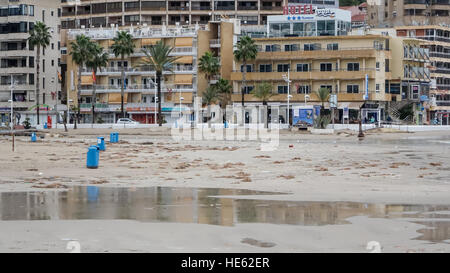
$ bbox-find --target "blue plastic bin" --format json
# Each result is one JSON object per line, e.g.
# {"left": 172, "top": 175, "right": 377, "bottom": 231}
{"left": 87, "top": 145, "right": 100, "bottom": 169}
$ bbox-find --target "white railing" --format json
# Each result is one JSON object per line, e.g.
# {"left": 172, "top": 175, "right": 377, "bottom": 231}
{"left": 68, "top": 25, "right": 208, "bottom": 40}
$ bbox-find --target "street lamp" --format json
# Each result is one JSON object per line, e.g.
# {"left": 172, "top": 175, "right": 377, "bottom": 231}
{"left": 67, "top": 99, "right": 73, "bottom": 125}
{"left": 282, "top": 68, "right": 291, "bottom": 127}
{"left": 305, "top": 94, "right": 310, "bottom": 106}
{"left": 180, "top": 96, "right": 184, "bottom": 118}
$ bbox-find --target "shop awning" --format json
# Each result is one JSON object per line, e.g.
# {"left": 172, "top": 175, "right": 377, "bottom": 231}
{"left": 81, "top": 75, "right": 93, "bottom": 85}
{"left": 141, "top": 38, "right": 161, "bottom": 46}
{"left": 175, "top": 56, "right": 193, "bottom": 64}
{"left": 175, "top": 37, "right": 193, "bottom": 47}
{"left": 174, "top": 74, "right": 193, "bottom": 84}
{"left": 108, "top": 93, "right": 128, "bottom": 104}
{"left": 339, "top": 102, "right": 364, "bottom": 109}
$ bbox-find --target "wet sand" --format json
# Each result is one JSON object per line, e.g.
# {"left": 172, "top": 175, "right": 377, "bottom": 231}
{"left": 1, "top": 128, "right": 450, "bottom": 252}
{"left": 1, "top": 128, "right": 449, "bottom": 204}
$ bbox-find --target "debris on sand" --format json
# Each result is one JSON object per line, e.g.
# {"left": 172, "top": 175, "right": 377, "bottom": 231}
{"left": 32, "top": 183, "right": 67, "bottom": 189}
{"left": 314, "top": 167, "right": 328, "bottom": 172}
{"left": 389, "top": 162, "right": 410, "bottom": 168}
{"left": 90, "top": 179, "right": 108, "bottom": 184}
{"left": 223, "top": 162, "right": 245, "bottom": 168}
{"left": 429, "top": 162, "right": 442, "bottom": 167}
{"left": 254, "top": 155, "right": 271, "bottom": 159}
{"left": 26, "top": 168, "right": 39, "bottom": 172}
{"left": 273, "top": 161, "right": 285, "bottom": 164}
{"left": 175, "top": 163, "right": 191, "bottom": 170}
{"left": 278, "top": 175, "right": 295, "bottom": 180}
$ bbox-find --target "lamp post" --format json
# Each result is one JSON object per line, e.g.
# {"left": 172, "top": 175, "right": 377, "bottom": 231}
{"left": 305, "top": 94, "right": 310, "bottom": 107}
{"left": 154, "top": 76, "right": 157, "bottom": 125}
{"left": 67, "top": 99, "right": 73, "bottom": 126}
{"left": 10, "top": 75, "right": 17, "bottom": 152}
{"left": 282, "top": 68, "right": 291, "bottom": 127}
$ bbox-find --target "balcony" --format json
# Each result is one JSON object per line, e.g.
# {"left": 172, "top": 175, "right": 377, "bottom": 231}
{"left": 230, "top": 69, "right": 377, "bottom": 81}
{"left": 81, "top": 65, "right": 195, "bottom": 76}
{"left": 230, "top": 91, "right": 391, "bottom": 103}
{"left": 80, "top": 84, "right": 194, "bottom": 94}
{"left": 256, "top": 47, "right": 382, "bottom": 60}
{"left": 429, "top": 51, "right": 450, "bottom": 59}
{"left": 210, "top": 39, "right": 220, "bottom": 48}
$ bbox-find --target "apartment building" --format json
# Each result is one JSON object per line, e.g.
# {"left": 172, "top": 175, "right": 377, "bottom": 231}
{"left": 0, "top": 0, "right": 62, "bottom": 126}
{"left": 60, "top": 0, "right": 288, "bottom": 29}
{"left": 65, "top": 20, "right": 238, "bottom": 124}
{"left": 230, "top": 35, "right": 394, "bottom": 124}
{"left": 229, "top": 29, "right": 432, "bottom": 124}
{"left": 367, "top": 0, "right": 450, "bottom": 27}
{"left": 396, "top": 25, "right": 450, "bottom": 124}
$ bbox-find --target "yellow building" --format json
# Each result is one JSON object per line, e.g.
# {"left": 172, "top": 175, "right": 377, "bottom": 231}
{"left": 229, "top": 31, "right": 433, "bottom": 124}
{"left": 230, "top": 35, "right": 393, "bottom": 123}
{"left": 65, "top": 21, "right": 237, "bottom": 124}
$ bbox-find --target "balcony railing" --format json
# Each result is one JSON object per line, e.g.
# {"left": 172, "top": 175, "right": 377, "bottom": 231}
{"left": 430, "top": 52, "right": 450, "bottom": 59}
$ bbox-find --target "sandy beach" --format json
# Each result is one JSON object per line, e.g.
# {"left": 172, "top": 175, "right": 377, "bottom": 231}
{"left": 0, "top": 128, "right": 449, "bottom": 252}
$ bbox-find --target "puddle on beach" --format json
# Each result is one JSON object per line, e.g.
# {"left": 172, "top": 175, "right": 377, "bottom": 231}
{"left": 0, "top": 186, "right": 448, "bottom": 244}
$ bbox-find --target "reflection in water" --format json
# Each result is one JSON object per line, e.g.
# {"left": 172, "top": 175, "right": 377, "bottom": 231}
{"left": 0, "top": 187, "right": 448, "bottom": 243}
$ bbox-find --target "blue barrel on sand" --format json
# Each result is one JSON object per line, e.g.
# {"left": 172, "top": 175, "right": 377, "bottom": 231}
{"left": 31, "top": 132, "right": 37, "bottom": 142}
{"left": 110, "top": 132, "right": 119, "bottom": 143}
{"left": 87, "top": 145, "right": 100, "bottom": 169}
{"left": 97, "top": 137, "right": 106, "bottom": 151}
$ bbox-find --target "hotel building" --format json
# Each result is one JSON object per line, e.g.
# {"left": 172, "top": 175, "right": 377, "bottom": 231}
{"left": 396, "top": 25, "right": 450, "bottom": 124}
{"left": 65, "top": 20, "right": 238, "bottom": 124}
{"left": 0, "top": 0, "right": 62, "bottom": 126}
{"left": 60, "top": 0, "right": 287, "bottom": 29}
{"left": 367, "top": 0, "right": 450, "bottom": 27}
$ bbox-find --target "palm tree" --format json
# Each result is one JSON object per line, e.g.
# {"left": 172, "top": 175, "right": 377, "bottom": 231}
{"left": 233, "top": 36, "right": 258, "bottom": 108}
{"left": 214, "top": 78, "right": 233, "bottom": 124}
{"left": 315, "top": 87, "right": 330, "bottom": 116}
{"left": 202, "top": 86, "right": 219, "bottom": 128}
{"left": 215, "top": 78, "right": 233, "bottom": 109}
{"left": 251, "top": 82, "right": 275, "bottom": 128}
{"left": 69, "top": 34, "right": 94, "bottom": 129}
{"left": 140, "top": 41, "right": 179, "bottom": 126}
{"left": 198, "top": 51, "right": 220, "bottom": 84}
{"left": 28, "top": 22, "right": 51, "bottom": 126}
{"left": 111, "top": 31, "right": 135, "bottom": 119}
{"left": 315, "top": 87, "right": 331, "bottom": 129}
{"left": 86, "top": 44, "right": 109, "bottom": 125}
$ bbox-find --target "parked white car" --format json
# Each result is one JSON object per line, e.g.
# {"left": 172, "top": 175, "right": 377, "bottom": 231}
{"left": 116, "top": 118, "right": 140, "bottom": 125}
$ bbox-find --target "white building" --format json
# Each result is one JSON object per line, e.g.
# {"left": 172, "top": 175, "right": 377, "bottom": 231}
{"left": 0, "top": 0, "right": 62, "bottom": 127}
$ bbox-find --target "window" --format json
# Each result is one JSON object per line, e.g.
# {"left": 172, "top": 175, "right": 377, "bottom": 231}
{"left": 376, "top": 84, "right": 380, "bottom": 93}
{"left": 296, "top": 63, "right": 309, "bottom": 72}
{"left": 265, "top": 44, "right": 280, "bottom": 52}
{"left": 320, "top": 85, "right": 332, "bottom": 92}
{"left": 240, "top": 64, "right": 252, "bottom": 72}
{"left": 304, "top": 43, "right": 321, "bottom": 51}
{"left": 385, "top": 59, "right": 389, "bottom": 72}
{"left": 376, "top": 62, "right": 380, "bottom": 71}
{"left": 285, "top": 44, "right": 299, "bottom": 51}
{"left": 320, "top": 63, "right": 332, "bottom": 72}
{"left": 259, "top": 64, "right": 272, "bottom": 72}
{"left": 347, "top": 85, "right": 359, "bottom": 94}
{"left": 327, "top": 43, "right": 338, "bottom": 50}
{"left": 243, "top": 86, "right": 254, "bottom": 94}
{"left": 347, "top": 63, "right": 360, "bottom": 71}
{"left": 278, "top": 85, "right": 288, "bottom": 94}
{"left": 297, "top": 85, "right": 310, "bottom": 94}
{"left": 277, "top": 64, "right": 289, "bottom": 72}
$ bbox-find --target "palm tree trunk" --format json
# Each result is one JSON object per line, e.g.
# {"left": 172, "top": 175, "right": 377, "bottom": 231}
{"left": 92, "top": 74, "right": 96, "bottom": 125}
{"left": 157, "top": 72, "right": 162, "bottom": 126}
{"left": 241, "top": 60, "right": 246, "bottom": 125}
{"left": 75, "top": 65, "right": 82, "bottom": 129}
{"left": 120, "top": 56, "right": 125, "bottom": 119}
{"left": 35, "top": 46, "right": 40, "bottom": 125}
{"left": 207, "top": 104, "right": 211, "bottom": 129}
{"left": 63, "top": 110, "right": 68, "bottom": 132}
{"left": 263, "top": 101, "right": 268, "bottom": 129}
